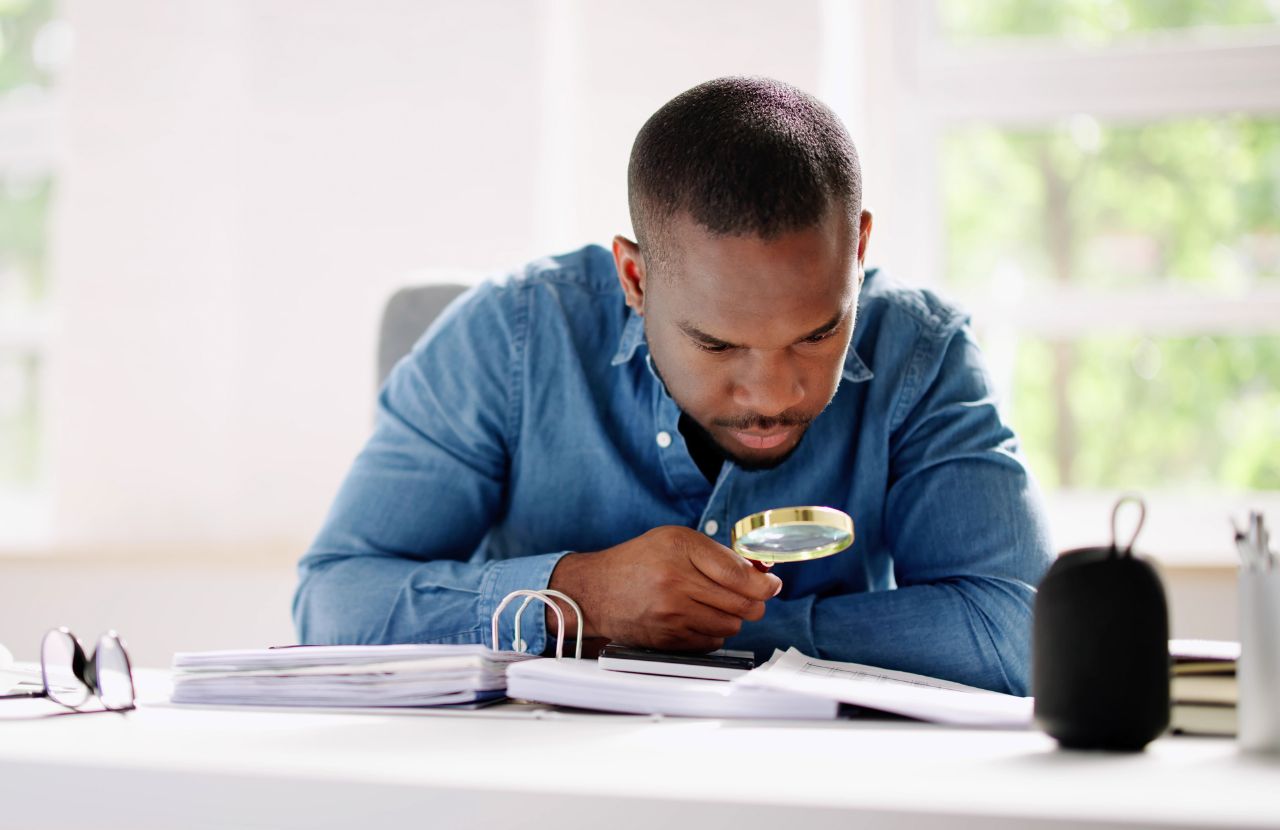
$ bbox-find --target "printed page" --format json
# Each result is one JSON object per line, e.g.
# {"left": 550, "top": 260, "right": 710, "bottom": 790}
{"left": 734, "top": 648, "right": 1034, "bottom": 728}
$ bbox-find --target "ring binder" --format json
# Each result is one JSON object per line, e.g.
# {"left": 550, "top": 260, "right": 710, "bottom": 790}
{"left": 491, "top": 589, "right": 584, "bottom": 659}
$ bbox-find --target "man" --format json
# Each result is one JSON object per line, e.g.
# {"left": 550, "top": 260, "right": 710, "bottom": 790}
{"left": 293, "top": 76, "right": 1052, "bottom": 695}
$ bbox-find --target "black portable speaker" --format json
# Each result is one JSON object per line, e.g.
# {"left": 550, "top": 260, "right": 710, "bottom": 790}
{"left": 1033, "top": 496, "right": 1170, "bottom": 751}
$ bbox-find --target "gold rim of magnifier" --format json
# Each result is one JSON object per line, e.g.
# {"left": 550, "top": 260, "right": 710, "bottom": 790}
{"left": 730, "top": 506, "right": 855, "bottom": 564}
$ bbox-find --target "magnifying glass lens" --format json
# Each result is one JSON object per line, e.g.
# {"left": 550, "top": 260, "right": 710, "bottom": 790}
{"left": 737, "top": 524, "right": 850, "bottom": 556}
{"left": 731, "top": 506, "right": 854, "bottom": 565}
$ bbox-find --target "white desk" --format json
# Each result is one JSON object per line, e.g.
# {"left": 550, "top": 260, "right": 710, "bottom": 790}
{"left": 0, "top": 669, "right": 1277, "bottom": 830}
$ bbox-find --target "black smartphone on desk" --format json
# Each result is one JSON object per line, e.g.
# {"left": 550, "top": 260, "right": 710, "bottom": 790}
{"left": 598, "top": 644, "right": 757, "bottom": 681}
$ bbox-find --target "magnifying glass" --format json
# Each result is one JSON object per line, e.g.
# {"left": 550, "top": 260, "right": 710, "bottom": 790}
{"left": 731, "top": 506, "right": 854, "bottom": 567}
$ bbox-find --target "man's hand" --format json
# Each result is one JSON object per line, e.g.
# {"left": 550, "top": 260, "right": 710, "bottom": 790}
{"left": 545, "top": 525, "right": 783, "bottom": 652}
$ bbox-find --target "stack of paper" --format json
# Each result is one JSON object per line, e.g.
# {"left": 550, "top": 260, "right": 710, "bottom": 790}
{"left": 506, "top": 656, "right": 839, "bottom": 719}
{"left": 171, "top": 644, "right": 536, "bottom": 708}
{"left": 0, "top": 643, "right": 38, "bottom": 695}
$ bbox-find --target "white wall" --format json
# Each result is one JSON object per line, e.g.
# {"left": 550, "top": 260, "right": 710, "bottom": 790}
{"left": 49, "top": 0, "right": 543, "bottom": 551}
{"left": 42, "top": 0, "right": 847, "bottom": 555}
{"left": 1, "top": 558, "right": 298, "bottom": 666}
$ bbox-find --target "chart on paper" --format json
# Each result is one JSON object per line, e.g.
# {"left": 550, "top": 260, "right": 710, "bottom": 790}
{"left": 795, "top": 656, "right": 982, "bottom": 692}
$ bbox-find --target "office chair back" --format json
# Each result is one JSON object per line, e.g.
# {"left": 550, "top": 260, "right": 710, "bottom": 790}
{"left": 377, "top": 283, "right": 469, "bottom": 389}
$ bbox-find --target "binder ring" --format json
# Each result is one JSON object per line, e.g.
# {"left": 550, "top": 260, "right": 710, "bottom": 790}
{"left": 515, "top": 590, "right": 584, "bottom": 660}
{"left": 490, "top": 589, "right": 583, "bottom": 660}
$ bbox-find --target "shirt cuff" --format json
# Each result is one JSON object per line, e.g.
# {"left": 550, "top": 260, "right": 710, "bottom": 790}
{"left": 479, "top": 551, "right": 573, "bottom": 652}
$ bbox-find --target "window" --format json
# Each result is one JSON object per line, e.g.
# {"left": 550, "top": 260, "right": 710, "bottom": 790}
{"left": 0, "top": 0, "right": 67, "bottom": 544}
{"left": 944, "top": 117, "right": 1280, "bottom": 493}
{"left": 883, "top": 0, "right": 1280, "bottom": 559}
{"left": 938, "top": 0, "right": 1280, "bottom": 44}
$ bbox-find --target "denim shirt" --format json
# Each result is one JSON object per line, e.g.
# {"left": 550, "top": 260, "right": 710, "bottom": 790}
{"left": 293, "top": 244, "right": 1053, "bottom": 695}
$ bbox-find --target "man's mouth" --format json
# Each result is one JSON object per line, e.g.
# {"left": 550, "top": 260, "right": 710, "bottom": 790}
{"left": 727, "top": 427, "right": 796, "bottom": 450}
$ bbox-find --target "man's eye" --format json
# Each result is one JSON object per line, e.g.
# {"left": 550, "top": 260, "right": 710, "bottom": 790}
{"left": 696, "top": 341, "right": 732, "bottom": 354}
{"left": 802, "top": 330, "right": 834, "bottom": 345}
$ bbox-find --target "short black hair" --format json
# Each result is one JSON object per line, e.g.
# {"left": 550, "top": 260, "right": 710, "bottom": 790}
{"left": 627, "top": 76, "right": 861, "bottom": 263}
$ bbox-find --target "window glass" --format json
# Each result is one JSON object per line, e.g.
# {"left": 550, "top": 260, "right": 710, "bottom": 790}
{"left": 0, "top": 171, "right": 52, "bottom": 313}
{"left": 937, "top": 0, "right": 1280, "bottom": 44}
{"left": 0, "top": 0, "right": 60, "bottom": 504}
{"left": 943, "top": 117, "right": 1280, "bottom": 292}
{"left": 1, "top": 0, "right": 58, "bottom": 92}
{"left": 1006, "top": 335, "right": 1280, "bottom": 491}
{"left": 0, "top": 351, "right": 40, "bottom": 487}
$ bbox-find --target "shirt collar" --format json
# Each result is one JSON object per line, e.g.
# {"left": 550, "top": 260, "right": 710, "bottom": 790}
{"left": 841, "top": 347, "right": 873, "bottom": 383}
{"left": 610, "top": 306, "right": 647, "bottom": 367}
{"left": 610, "top": 306, "right": 874, "bottom": 384}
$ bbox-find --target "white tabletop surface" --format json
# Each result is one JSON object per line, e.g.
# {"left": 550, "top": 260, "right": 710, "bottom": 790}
{"left": 0, "top": 668, "right": 1277, "bottom": 830}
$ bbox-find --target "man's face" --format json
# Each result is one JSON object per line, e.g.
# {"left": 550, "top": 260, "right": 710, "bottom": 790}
{"left": 615, "top": 207, "right": 871, "bottom": 470}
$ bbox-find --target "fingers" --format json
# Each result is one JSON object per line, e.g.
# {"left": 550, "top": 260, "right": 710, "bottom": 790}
{"left": 637, "top": 632, "right": 725, "bottom": 653}
{"left": 685, "top": 636, "right": 726, "bottom": 652}
{"left": 688, "top": 541, "right": 782, "bottom": 601}
{"left": 600, "top": 526, "right": 782, "bottom": 652}
{"left": 644, "top": 601, "right": 734, "bottom": 650}
{"left": 684, "top": 599, "right": 749, "bottom": 638}
{"left": 687, "top": 580, "right": 768, "bottom": 622}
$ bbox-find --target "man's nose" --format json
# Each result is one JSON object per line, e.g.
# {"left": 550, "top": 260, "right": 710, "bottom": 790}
{"left": 732, "top": 351, "right": 804, "bottom": 418}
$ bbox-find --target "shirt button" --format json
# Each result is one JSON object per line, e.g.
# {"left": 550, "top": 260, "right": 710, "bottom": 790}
{"left": 515, "top": 639, "right": 527, "bottom": 653}
{"left": 656, "top": 431, "right": 672, "bottom": 449}
{"left": 704, "top": 520, "right": 719, "bottom": 536}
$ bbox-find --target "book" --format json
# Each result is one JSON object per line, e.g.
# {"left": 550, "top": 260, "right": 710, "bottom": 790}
{"left": 506, "top": 655, "right": 839, "bottom": 719}
{"left": 171, "top": 644, "right": 536, "bottom": 708}
{"left": 1171, "top": 702, "right": 1237, "bottom": 737}
{"left": 1170, "top": 639, "right": 1240, "bottom": 674}
{"left": 1169, "top": 641, "right": 1238, "bottom": 705}
{"left": 1171, "top": 673, "right": 1237, "bottom": 706}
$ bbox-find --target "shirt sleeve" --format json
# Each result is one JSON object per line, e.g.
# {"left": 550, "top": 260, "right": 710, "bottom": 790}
{"left": 291, "top": 281, "right": 569, "bottom": 653}
{"left": 728, "top": 323, "right": 1054, "bottom": 695}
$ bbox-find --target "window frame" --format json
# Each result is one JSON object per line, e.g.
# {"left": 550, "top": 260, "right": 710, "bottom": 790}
{"left": 866, "top": 0, "right": 1280, "bottom": 563}
{"left": 0, "top": 80, "right": 61, "bottom": 546}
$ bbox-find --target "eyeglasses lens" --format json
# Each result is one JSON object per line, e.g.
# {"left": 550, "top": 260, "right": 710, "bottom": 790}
{"left": 94, "top": 634, "right": 135, "bottom": 711}
{"left": 41, "top": 629, "right": 90, "bottom": 708}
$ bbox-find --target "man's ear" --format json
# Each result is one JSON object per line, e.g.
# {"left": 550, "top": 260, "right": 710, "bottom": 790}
{"left": 612, "top": 235, "right": 647, "bottom": 316}
{"left": 856, "top": 209, "right": 874, "bottom": 273}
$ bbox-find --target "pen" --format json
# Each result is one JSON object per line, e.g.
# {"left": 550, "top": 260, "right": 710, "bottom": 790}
{"left": 1255, "top": 512, "right": 1274, "bottom": 571}
{"left": 1234, "top": 529, "right": 1252, "bottom": 570}
{"left": 1251, "top": 512, "right": 1264, "bottom": 561}
{"left": 1235, "top": 513, "right": 1272, "bottom": 571}
{"left": 1252, "top": 512, "right": 1275, "bottom": 570}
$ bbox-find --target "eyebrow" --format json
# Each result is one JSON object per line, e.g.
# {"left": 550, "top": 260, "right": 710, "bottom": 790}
{"left": 678, "top": 307, "right": 849, "bottom": 349}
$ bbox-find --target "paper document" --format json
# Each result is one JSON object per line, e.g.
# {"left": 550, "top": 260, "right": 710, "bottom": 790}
{"left": 0, "top": 644, "right": 45, "bottom": 695}
{"left": 172, "top": 643, "right": 531, "bottom": 671}
{"left": 171, "top": 644, "right": 536, "bottom": 708}
{"left": 733, "top": 648, "right": 1034, "bottom": 728}
{"left": 506, "top": 656, "right": 838, "bottom": 719}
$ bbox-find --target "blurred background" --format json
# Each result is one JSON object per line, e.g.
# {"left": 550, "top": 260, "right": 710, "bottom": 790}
{"left": 1, "top": 0, "right": 1277, "bottom": 666}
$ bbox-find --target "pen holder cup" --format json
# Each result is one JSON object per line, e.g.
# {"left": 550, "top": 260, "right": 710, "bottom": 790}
{"left": 1239, "top": 568, "right": 1280, "bottom": 754}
